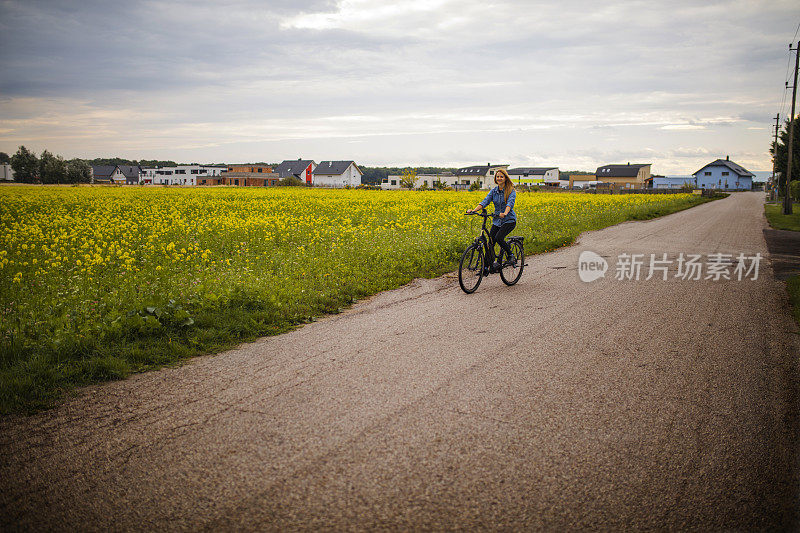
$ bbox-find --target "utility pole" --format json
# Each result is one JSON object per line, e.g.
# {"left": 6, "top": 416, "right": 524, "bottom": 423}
{"left": 784, "top": 41, "right": 799, "bottom": 215}
{"left": 772, "top": 113, "right": 780, "bottom": 201}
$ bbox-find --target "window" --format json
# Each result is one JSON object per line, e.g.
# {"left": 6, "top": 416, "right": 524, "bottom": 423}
{"left": 704, "top": 171, "right": 711, "bottom": 176}
{"left": 391, "top": 180, "right": 396, "bottom": 186}
{"left": 258, "top": 168, "right": 263, "bottom": 173}
{"left": 175, "top": 169, "right": 186, "bottom": 174}
{"left": 191, "top": 169, "right": 200, "bottom": 174}
{"left": 721, "top": 171, "right": 729, "bottom": 176}
{"left": 234, "top": 179, "right": 239, "bottom": 185}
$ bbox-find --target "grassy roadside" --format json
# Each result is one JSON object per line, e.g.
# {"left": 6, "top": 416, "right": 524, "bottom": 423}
{"left": 765, "top": 203, "right": 800, "bottom": 231}
{"left": 1, "top": 189, "right": 721, "bottom": 415}
{"left": 764, "top": 202, "right": 800, "bottom": 329}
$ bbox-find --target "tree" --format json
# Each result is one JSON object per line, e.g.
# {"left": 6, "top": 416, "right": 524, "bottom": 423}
{"left": 277, "top": 176, "right": 304, "bottom": 186}
{"left": 0, "top": 152, "right": 10, "bottom": 164}
{"left": 10, "top": 145, "right": 39, "bottom": 183}
{"left": 400, "top": 168, "right": 416, "bottom": 189}
{"left": 39, "top": 150, "right": 68, "bottom": 184}
{"left": 66, "top": 159, "right": 92, "bottom": 183}
{"left": 771, "top": 116, "right": 800, "bottom": 197}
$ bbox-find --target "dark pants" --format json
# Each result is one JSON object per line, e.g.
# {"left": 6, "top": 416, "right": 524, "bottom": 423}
{"left": 488, "top": 221, "right": 516, "bottom": 266}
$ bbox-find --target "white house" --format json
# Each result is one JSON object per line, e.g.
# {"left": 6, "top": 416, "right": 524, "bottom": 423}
{"left": 381, "top": 175, "right": 402, "bottom": 189}
{"left": 454, "top": 164, "right": 510, "bottom": 190}
{"left": 508, "top": 167, "right": 560, "bottom": 185}
{"left": 312, "top": 161, "right": 362, "bottom": 187}
{"left": 653, "top": 176, "right": 696, "bottom": 189}
{"left": 0, "top": 164, "right": 14, "bottom": 181}
{"left": 142, "top": 165, "right": 227, "bottom": 186}
{"left": 382, "top": 173, "right": 457, "bottom": 190}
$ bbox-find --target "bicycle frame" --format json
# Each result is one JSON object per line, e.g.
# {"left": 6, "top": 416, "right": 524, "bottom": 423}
{"left": 467, "top": 209, "right": 498, "bottom": 260}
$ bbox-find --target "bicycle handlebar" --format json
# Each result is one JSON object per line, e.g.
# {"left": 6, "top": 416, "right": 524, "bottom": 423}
{"left": 465, "top": 210, "right": 500, "bottom": 219}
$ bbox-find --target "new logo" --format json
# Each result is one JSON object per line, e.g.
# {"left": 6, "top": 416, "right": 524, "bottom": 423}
{"left": 578, "top": 251, "right": 608, "bottom": 282}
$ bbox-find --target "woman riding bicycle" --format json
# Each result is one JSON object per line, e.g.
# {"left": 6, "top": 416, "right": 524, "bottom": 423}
{"left": 466, "top": 168, "right": 517, "bottom": 274}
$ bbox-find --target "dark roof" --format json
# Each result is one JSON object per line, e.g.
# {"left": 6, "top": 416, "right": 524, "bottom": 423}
{"left": 91, "top": 165, "right": 116, "bottom": 178}
{"left": 274, "top": 159, "right": 315, "bottom": 178}
{"left": 313, "top": 161, "right": 361, "bottom": 175}
{"left": 595, "top": 163, "right": 651, "bottom": 178}
{"left": 455, "top": 164, "right": 509, "bottom": 176}
{"left": 692, "top": 158, "right": 754, "bottom": 178}
{"left": 91, "top": 165, "right": 140, "bottom": 179}
{"left": 118, "top": 166, "right": 141, "bottom": 179}
{"left": 508, "top": 167, "right": 558, "bottom": 175}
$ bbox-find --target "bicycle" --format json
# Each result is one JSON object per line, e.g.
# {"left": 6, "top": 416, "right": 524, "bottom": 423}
{"left": 458, "top": 209, "right": 525, "bottom": 294}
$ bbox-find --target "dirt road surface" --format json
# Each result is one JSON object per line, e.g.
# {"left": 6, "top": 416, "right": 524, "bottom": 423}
{"left": 2, "top": 191, "right": 799, "bottom": 531}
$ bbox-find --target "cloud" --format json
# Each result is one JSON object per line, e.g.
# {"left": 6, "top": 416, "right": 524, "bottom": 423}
{"left": 0, "top": 0, "right": 796, "bottom": 172}
{"left": 661, "top": 125, "right": 707, "bottom": 131}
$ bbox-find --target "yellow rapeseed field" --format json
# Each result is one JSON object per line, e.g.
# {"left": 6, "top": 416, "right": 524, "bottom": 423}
{"left": 0, "top": 185, "right": 709, "bottom": 412}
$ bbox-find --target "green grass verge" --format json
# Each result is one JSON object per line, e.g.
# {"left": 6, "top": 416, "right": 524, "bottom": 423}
{"left": 0, "top": 188, "right": 720, "bottom": 414}
{"left": 765, "top": 203, "right": 800, "bottom": 231}
{"left": 764, "top": 203, "right": 800, "bottom": 329}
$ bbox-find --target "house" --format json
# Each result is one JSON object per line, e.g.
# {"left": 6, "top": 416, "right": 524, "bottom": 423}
{"left": 91, "top": 165, "right": 142, "bottom": 185}
{"left": 692, "top": 157, "right": 753, "bottom": 190}
{"left": 312, "top": 161, "right": 362, "bottom": 187}
{"left": 91, "top": 165, "right": 116, "bottom": 184}
{"left": 274, "top": 159, "right": 316, "bottom": 185}
{"left": 653, "top": 176, "right": 696, "bottom": 189}
{"left": 222, "top": 165, "right": 279, "bottom": 186}
{"left": 118, "top": 165, "right": 142, "bottom": 185}
{"left": 569, "top": 177, "right": 601, "bottom": 189}
{"left": 144, "top": 165, "right": 227, "bottom": 186}
{"left": 568, "top": 174, "right": 597, "bottom": 188}
{"left": 1, "top": 164, "right": 14, "bottom": 181}
{"left": 508, "top": 167, "right": 559, "bottom": 185}
{"left": 382, "top": 172, "right": 457, "bottom": 190}
{"left": 593, "top": 163, "right": 651, "bottom": 189}
{"left": 381, "top": 175, "right": 403, "bottom": 189}
{"left": 454, "top": 164, "right": 510, "bottom": 190}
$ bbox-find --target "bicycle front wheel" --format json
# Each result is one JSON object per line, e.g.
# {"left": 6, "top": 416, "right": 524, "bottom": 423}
{"left": 500, "top": 240, "right": 524, "bottom": 286}
{"left": 458, "top": 244, "right": 484, "bottom": 294}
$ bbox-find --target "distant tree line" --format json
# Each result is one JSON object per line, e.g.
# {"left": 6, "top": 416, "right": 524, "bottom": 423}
{"left": 7, "top": 146, "right": 92, "bottom": 184}
{"left": 89, "top": 157, "right": 180, "bottom": 168}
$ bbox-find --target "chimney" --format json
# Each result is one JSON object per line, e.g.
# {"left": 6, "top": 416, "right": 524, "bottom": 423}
{"left": 487, "top": 162, "right": 491, "bottom": 167}
{"left": 627, "top": 162, "right": 630, "bottom": 165}
{"left": 726, "top": 155, "right": 729, "bottom": 161}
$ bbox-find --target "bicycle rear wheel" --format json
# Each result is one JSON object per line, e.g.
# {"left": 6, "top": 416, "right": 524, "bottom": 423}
{"left": 458, "top": 244, "right": 484, "bottom": 294}
{"left": 500, "top": 240, "right": 524, "bottom": 286}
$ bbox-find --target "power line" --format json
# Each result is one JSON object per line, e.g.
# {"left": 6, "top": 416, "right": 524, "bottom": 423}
{"left": 780, "top": 53, "right": 791, "bottom": 120}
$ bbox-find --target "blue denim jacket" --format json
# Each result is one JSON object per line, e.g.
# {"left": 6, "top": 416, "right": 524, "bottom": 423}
{"left": 480, "top": 186, "right": 517, "bottom": 226}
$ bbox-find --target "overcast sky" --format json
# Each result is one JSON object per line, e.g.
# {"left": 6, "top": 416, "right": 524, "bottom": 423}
{"left": 1, "top": 0, "right": 798, "bottom": 173}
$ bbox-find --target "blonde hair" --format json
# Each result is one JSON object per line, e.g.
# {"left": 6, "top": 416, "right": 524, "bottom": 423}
{"left": 494, "top": 168, "right": 514, "bottom": 202}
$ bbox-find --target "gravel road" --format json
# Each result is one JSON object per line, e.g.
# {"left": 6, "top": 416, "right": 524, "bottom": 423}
{"left": 2, "top": 191, "right": 798, "bottom": 531}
